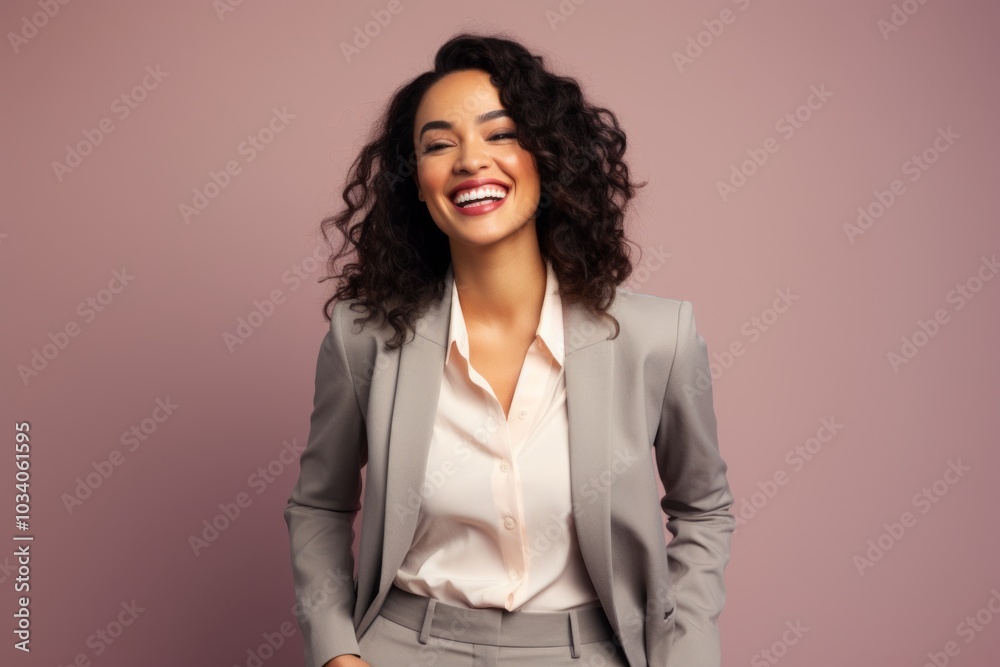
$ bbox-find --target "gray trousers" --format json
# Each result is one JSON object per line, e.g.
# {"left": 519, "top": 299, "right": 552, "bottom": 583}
{"left": 356, "top": 584, "right": 631, "bottom": 666}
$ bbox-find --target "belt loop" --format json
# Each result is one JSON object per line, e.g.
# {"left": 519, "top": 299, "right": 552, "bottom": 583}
{"left": 568, "top": 609, "right": 581, "bottom": 659}
{"left": 418, "top": 598, "right": 437, "bottom": 645}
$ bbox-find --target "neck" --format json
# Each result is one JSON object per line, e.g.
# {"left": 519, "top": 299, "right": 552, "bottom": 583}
{"left": 449, "top": 236, "right": 547, "bottom": 329}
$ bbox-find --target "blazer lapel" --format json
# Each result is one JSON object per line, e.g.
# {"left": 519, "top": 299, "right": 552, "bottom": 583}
{"left": 377, "top": 269, "right": 452, "bottom": 599}
{"left": 562, "top": 300, "right": 618, "bottom": 633}
{"left": 374, "top": 263, "right": 619, "bottom": 632}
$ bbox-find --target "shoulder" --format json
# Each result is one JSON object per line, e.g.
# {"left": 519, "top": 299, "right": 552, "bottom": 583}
{"left": 329, "top": 298, "right": 396, "bottom": 363}
{"left": 607, "top": 287, "right": 708, "bottom": 370}
{"left": 610, "top": 285, "right": 694, "bottom": 338}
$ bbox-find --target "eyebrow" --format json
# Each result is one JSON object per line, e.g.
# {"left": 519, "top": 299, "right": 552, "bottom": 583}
{"left": 418, "top": 109, "right": 512, "bottom": 141}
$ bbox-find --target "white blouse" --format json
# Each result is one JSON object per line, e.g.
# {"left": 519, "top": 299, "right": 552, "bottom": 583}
{"left": 392, "top": 259, "right": 601, "bottom": 611}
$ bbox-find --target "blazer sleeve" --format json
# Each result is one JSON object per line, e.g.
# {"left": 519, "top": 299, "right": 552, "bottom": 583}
{"left": 283, "top": 300, "right": 368, "bottom": 667}
{"left": 653, "top": 299, "right": 736, "bottom": 667}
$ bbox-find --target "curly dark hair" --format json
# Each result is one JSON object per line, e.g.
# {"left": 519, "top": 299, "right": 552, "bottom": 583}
{"left": 320, "top": 31, "right": 646, "bottom": 349}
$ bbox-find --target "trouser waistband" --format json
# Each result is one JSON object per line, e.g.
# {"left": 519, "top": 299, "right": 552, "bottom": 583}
{"left": 378, "top": 584, "right": 617, "bottom": 659}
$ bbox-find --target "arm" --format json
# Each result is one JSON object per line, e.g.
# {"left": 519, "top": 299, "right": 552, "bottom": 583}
{"left": 654, "top": 300, "right": 736, "bottom": 667}
{"left": 284, "top": 300, "right": 369, "bottom": 667}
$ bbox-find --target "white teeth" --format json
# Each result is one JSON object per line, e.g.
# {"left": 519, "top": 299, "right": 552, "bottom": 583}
{"left": 453, "top": 186, "right": 508, "bottom": 206}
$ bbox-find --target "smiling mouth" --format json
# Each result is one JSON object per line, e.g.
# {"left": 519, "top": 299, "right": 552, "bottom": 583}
{"left": 452, "top": 186, "right": 509, "bottom": 208}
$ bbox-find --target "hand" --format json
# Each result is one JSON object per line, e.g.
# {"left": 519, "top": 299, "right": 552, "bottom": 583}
{"left": 324, "top": 655, "right": 371, "bottom": 667}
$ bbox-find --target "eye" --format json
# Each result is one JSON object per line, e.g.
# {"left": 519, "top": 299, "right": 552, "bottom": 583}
{"left": 424, "top": 132, "right": 517, "bottom": 154}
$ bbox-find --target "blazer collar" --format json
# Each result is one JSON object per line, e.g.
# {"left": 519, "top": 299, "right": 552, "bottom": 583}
{"left": 373, "top": 261, "right": 623, "bottom": 638}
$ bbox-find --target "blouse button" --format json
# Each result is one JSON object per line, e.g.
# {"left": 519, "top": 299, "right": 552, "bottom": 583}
{"left": 503, "top": 516, "right": 515, "bottom": 530}
{"left": 499, "top": 460, "right": 510, "bottom": 473}
{"left": 517, "top": 409, "right": 528, "bottom": 420}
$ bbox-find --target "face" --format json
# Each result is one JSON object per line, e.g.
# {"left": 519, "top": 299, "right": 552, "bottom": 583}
{"left": 412, "top": 69, "right": 541, "bottom": 253}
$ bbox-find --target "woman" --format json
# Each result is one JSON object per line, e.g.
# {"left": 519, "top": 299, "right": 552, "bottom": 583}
{"left": 284, "top": 32, "right": 735, "bottom": 667}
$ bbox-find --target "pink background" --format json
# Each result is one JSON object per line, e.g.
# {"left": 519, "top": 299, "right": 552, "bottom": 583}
{"left": 3, "top": 0, "right": 999, "bottom": 665}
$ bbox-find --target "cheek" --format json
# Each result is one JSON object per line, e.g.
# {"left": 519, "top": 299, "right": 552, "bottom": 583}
{"left": 416, "top": 165, "right": 444, "bottom": 196}
{"left": 514, "top": 160, "right": 541, "bottom": 195}
{"left": 498, "top": 152, "right": 538, "bottom": 183}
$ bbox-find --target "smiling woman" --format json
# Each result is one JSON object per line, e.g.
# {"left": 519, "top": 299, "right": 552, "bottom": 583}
{"left": 284, "top": 31, "right": 736, "bottom": 667}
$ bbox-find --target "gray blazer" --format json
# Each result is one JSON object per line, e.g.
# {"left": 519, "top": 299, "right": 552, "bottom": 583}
{"left": 284, "top": 264, "right": 736, "bottom": 667}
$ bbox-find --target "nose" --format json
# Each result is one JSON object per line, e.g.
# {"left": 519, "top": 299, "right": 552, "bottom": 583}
{"left": 453, "top": 140, "right": 491, "bottom": 173}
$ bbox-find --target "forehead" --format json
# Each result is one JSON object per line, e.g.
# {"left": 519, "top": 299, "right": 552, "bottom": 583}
{"left": 414, "top": 69, "right": 504, "bottom": 128}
